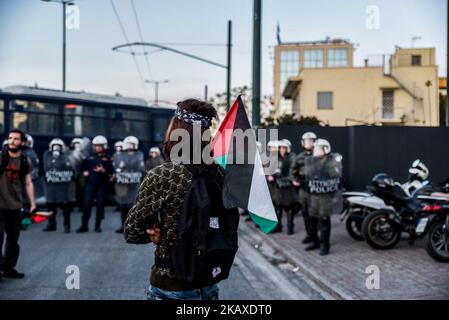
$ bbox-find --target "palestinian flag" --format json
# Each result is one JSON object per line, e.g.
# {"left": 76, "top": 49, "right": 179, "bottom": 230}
{"left": 211, "top": 96, "right": 278, "bottom": 233}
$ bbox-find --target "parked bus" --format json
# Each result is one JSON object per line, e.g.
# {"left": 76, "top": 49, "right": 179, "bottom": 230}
{"left": 0, "top": 85, "right": 174, "bottom": 156}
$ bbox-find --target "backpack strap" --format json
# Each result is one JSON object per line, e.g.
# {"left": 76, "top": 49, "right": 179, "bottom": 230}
{"left": 19, "top": 154, "right": 30, "bottom": 179}
{"left": 0, "top": 151, "right": 7, "bottom": 176}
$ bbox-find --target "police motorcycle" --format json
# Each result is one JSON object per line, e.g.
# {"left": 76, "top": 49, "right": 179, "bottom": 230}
{"left": 361, "top": 173, "right": 449, "bottom": 262}
{"left": 340, "top": 160, "right": 429, "bottom": 241}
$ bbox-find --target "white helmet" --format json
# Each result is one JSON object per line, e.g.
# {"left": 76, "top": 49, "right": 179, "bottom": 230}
{"left": 25, "top": 134, "right": 34, "bottom": 148}
{"left": 409, "top": 159, "right": 429, "bottom": 181}
{"left": 92, "top": 135, "right": 108, "bottom": 149}
{"left": 313, "top": 139, "right": 331, "bottom": 155}
{"left": 267, "top": 140, "right": 279, "bottom": 150}
{"left": 278, "top": 139, "right": 292, "bottom": 153}
{"left": 149, "top": 146, "right": 161, "bottom": 155}
{"left": 302, "top": 132, "right": 317, "bottom": 141}
{"left": 114, "top": 141, "right": 124, "bottom": 150}
{"left": 71, "top": 138, "right": 83, "bottom": 146}
{"left": 123, "top": 136, "right": 139, "bottom": 150}
{"left": 301, "top": 131, "right": 317, "bottom": 148}
{"left": 49, "top": 138, "right": 65, "bottom": 151}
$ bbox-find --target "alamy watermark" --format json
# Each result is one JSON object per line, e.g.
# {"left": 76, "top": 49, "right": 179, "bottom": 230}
{"left": 365, "top": 265, "right": 380, "bottom": 290}
{"left": 65, "top": 265, "right": 80, "bottom": 290}
{"left": 66, "top": 4, "right": 80, "bottom": 30}
{"left": 365, "top": 5, "right": 380, "bottom": 30}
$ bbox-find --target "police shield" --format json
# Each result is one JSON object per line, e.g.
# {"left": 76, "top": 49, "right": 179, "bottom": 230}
{"left": 114, "top": 150, "right": 145, "bottom": 205}
{"left": 114, "top": 151, "right": 145, "bottom": 185}
{"left": 43, "top": 151, "right": 75, "bottom": 184}
{"left": 43, "top": 151, "right": 76, "bottom": 203}
{"left": 305, "top": 153, "right": 342, "bottom": 194}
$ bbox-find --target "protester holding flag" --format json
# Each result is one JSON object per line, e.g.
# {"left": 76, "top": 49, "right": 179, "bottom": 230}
{"left": 0, "top": 129, "right": 36, "bottom": 280}
{"left": 125, "top": 99, "right": 234, "bottom": 300}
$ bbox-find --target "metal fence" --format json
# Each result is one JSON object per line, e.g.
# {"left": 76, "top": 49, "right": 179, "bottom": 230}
{"left": 277, "top": 125, "right": 449, "bottom": 190}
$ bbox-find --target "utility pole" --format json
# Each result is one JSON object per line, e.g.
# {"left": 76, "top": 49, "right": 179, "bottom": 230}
{"left": 446, "top": 2, "right": 449, "bottom": 126}
{"left": 204, "top": 85, "right": 208, "bottom": 101}
{"left": 41, "top": 0, "right": 74, "bottom": 91}
{"left": 145, "top": 80, "right": 169, "bottom": 105}
{"left": 252, "top": 0, "right": 262, "bottom": 127}
{"left": 227, "top": 20, "right": 232, "bottom": 110}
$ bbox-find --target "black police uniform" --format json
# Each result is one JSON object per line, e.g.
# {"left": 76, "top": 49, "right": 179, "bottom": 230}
{"left": 77, "top": 152, "right": 113, "bottom": 232}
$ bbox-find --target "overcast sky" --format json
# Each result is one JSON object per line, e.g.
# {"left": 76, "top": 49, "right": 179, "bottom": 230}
{"left": 0, "top": 0, "right": 446, "bottom": 104}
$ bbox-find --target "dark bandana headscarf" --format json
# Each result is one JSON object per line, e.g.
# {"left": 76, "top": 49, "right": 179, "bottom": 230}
{"left": 174, "top": 106, "right": 212, "bottom": 128}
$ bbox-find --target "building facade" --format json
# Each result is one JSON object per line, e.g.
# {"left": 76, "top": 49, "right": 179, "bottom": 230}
{"left": 274, "top": 39, "right": 439, "bottom": 126}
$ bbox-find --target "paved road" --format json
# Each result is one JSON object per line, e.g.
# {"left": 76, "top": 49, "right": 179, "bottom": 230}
{"left": 0, "top": 208, "right": 320, "bottom": 300}
{"left": 252, "top": 212, "right": 449, "bottom": 300}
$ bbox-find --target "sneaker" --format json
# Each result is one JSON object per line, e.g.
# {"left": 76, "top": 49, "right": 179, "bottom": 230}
{"left": 76, "top": 226, "right": 88, "bottom": 233}
{"left": 95, "top": 227, "right": 102, "bottom": 233}
{"left": 2, "top": 269, "right": 25, "bottom": 279}
{"left": 64, "top": 227, "right": 70, "bottom": 234}
{"left": 115, "top": 228, "right": 123, "bottom": 234}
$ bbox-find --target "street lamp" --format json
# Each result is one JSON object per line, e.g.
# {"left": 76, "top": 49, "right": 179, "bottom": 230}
{"left": 145, "top": 80, "right": 169, "bottom": 105}
{"left": 41, "top": 0, "right": 75, "bottom": 91}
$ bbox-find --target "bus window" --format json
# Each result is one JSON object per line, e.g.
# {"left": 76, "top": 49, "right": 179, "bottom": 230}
{"left": 110, "top": 119, "right": 149, "bottom": 141}
{"left": 113, "top": 108, "right": 147, "bottom": 120}
{"left": 13, "top": 112, "right": 60, "bottom": 136}
{"left": 153, "top": 116, "right": 170, "bottom": 142}
{"left": 11, "top": 100, "right": 59, "bottom": 114}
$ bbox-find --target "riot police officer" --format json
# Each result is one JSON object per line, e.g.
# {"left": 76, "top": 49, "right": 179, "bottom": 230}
{"left": 113, "top": 136, "right": 145, "bottom": 233}
{"left": 304, "top": 139, "right": 342, "bottom": 255}
{"left": 145, "top": 147, "right": 164, "bottom": 172}
{"left": 42, "top": 138, "right": 76, "bottom": 233}
{"left": 76, "top": 135, "right": 113, "bottom": 233}
{"left": 290, "top": 132, "right": 317, "bottom": 243}
{"left": 114, "top": 141, "right": 124, "bottom": 154}
{"left": 273, "top": 139, "right": 298, "bottom": 234}
{"left": 68, "top": 138, "right": 90, "bottom": 212}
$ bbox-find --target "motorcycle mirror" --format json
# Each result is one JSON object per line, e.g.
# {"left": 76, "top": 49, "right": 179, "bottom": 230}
{"left": 412, "top": 159, "right": 420, "bottom": 167}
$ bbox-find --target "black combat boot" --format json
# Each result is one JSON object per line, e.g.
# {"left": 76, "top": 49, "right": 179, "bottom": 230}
{"left": 42, "top": 224, "right": 56, "bottom": 232}
{"left": 95, "top": 220, "right": 102, "bottom": 233}
{"left": 305, "top": 217, "right": 320, "bottom": 251}
{"left": 271, "top": 207, "right": 283, "bottom": 233}
{"left": 301, "top": 209, "right": 312, "bottom": 244}
{"left": 115, "top": 208, "right": 127, "bottom": 233}
{"left": 287, "top": 210, "right": 295, "bottom": 235}
{"left": 63, "top": 210, "right": 71, "bottom": 233}
{"left": 319, "top": 217, "right": 331, "bottom": 256}
{"left": 76, "top": 224, "right": 88, "bottom": 233}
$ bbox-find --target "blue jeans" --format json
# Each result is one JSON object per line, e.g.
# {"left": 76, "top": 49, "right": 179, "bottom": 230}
{"left": 146, "top": 284, "right": 219, "bottom": 300}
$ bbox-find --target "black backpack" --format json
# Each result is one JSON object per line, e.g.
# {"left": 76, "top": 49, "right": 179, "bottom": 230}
{"left": 0, "top": 150, "right": 30, "bottom": 180}
{"left": 170, "top": 164, "right": 240, "bottom": 287}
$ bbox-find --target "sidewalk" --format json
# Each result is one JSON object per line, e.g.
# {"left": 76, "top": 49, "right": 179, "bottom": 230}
{"left": 243, "top": 213, "right": 449, "bottom": 300}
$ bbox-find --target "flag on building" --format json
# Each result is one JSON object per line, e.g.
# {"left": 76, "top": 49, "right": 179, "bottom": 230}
{"left": 211, "top": 96, "right": 278, "bottom": 233}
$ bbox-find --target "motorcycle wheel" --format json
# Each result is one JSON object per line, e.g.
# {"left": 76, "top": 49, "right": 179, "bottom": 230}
{"left": 345, "top": 210, "right": 365, "bottom": 241}
{"left": 362, "top": 210, "right": 401, "bottom": 250}
{"left": 425, "top": 220, "right": 449, "bottom": 262}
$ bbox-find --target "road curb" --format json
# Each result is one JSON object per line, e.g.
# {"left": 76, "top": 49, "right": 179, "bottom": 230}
{"left": 242, "top": 219, "right": 354, "bottom": 300}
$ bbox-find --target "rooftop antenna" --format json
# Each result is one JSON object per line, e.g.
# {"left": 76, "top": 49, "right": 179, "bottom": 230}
{"left": 411, "top": 35, "right": 422, "bottom": 48}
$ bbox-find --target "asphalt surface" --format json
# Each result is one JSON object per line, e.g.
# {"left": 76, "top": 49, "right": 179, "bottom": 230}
{"left": 0, "top": 208, "right": 320, "bottom": 300}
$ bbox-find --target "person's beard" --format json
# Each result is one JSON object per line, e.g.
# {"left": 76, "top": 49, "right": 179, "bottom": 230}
{"left": 7, "top": 144, "right": 21, "bottom": 153}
